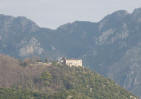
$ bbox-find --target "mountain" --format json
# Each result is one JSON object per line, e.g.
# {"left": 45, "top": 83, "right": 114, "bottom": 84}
{"left": 1, "top": 8, "right": 141, "bottom": 97}
{"left": 0, "top": 54, "right": 137, "bottom": 99}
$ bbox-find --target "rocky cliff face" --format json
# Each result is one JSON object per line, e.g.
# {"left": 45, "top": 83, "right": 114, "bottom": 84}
{"left": 1, "top": 8, "right": 141, "bottom": 97}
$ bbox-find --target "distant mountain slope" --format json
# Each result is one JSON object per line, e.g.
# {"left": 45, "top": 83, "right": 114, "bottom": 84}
{"left": 107, "top": 43, "right": 141, "bottom": 97}
{"left": 0, "top": 54, "right": 137, "bottom": 99}
{"left": 1, "top": 8, "right": 141, "bottom": 97}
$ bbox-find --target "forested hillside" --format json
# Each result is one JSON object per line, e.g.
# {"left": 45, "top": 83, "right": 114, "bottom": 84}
{"left": 0, "top": 54, "right": 137, "bottom": 99}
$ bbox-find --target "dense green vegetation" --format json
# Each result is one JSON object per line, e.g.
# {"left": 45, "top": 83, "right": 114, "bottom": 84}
{"left": 0, "top": 88, "right": 48, "bottom": 99}
{"left": 0, "top": 55, "right": 137, "bottom": 99}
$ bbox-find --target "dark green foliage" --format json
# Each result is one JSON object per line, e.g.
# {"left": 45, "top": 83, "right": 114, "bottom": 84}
{"left": 0, "top": 88, "right": 49, "bottom": 99}
{"left": 40, "top": 71, "right": 52, "bottom": 80}
{"left": 4, "top": 63, "right": 136, "bottom": 99}
{"left": 40, "top": 71, "right": 52, "bottom": 86}
{"left": 0, "top": 58, "right": 137, "bottom": 99}
{"left": 0, "top": 53, "right": 138, "bottom": 99}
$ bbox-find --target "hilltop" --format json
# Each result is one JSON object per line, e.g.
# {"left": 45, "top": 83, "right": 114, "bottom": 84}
{"left": 0, "top": 54, "right": 137, "bottom": 99}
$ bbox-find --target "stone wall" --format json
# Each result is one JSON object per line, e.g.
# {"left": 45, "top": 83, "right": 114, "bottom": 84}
{"left": 66, "top": 59, "right": 82, "bottom": 67}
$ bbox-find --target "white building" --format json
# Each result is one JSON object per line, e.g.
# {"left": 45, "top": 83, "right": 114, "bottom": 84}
{"left": 66, "top": 59, "right": 82, "bottom": 67}
{"left": 58, "top": 57, "right": 83, "bottom": 67}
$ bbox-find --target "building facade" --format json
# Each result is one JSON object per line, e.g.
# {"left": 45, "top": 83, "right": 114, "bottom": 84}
{"left": 66, "top": 59, "right": 82, "bottom": 67}
{"left": 58, "top": 57, "right": 83, "bottom": 67}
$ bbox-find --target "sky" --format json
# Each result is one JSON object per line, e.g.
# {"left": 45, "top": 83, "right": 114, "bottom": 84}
{"left": 0, "top": 0, "right": 141, "bottom": 29}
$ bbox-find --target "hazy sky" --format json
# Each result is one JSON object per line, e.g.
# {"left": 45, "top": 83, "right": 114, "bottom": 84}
{"left": 0, "top": 0, "right": 141, "bottom": 29}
